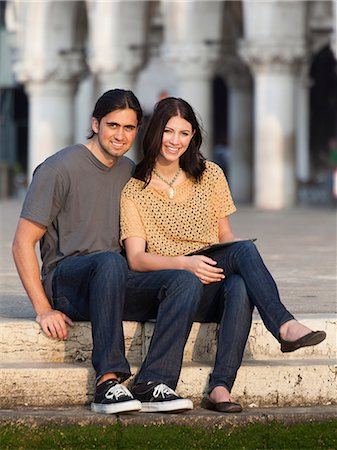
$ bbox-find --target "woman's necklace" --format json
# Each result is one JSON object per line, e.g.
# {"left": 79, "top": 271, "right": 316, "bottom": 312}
{"left": 153, "top": 167, "right": 182, "bottom": 199}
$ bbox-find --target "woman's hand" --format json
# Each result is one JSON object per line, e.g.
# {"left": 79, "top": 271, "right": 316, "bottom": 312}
{"left": 124, "top": 237, "right": 225, "bottom": 284}
{"left": 184, "top": 255, "right": 225, "bottom": 284}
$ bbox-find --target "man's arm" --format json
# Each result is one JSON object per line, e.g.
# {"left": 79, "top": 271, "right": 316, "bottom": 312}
{"left": 12, "top": 218, "right": 74, "bottom": 340}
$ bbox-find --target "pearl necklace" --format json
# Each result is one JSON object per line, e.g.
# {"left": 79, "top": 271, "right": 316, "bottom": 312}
{"left": 153, "top": 167, "right": 182, "bottom": 199}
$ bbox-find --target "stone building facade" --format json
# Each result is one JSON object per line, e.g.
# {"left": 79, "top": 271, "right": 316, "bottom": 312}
{"left": 3, "top": 0, "right": 337, "bottom": 209}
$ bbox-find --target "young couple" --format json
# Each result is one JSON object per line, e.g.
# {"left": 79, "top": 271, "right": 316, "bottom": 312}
{"left": 13, "top": 89, "right": 326, "bottom": 415}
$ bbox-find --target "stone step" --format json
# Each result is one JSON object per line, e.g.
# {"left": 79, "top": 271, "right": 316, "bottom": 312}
{"left": 1, "top": 359, "right": 336, "bottom": 408}
{"left": 0, "top": 315, "right": 335, "bottom": 364}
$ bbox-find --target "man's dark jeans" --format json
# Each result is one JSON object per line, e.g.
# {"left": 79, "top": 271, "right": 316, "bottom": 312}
{"left": 51, "top": 251, "right": 203, "bottom": 385}
{"left": 51, "top": 252, "right": 131, "bottom": 381}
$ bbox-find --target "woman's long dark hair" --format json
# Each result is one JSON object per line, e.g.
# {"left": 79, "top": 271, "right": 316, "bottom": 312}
{"left": 134, "top": 97, "right": 206, "bottom": 184}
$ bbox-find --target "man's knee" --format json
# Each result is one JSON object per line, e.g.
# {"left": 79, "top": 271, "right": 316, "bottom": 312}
{"left": 97, "top": 251, "right": 127, "bottom": 269}
{"left": 92, "top": 252, "right": 128, "bottom": 279}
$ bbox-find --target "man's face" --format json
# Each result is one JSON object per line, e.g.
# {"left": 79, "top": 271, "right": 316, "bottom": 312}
{"left": 91, "top": 109, "right": 138, "bottom": 166}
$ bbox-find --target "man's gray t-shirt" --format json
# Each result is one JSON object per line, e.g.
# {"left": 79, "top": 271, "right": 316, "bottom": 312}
{"left": 21, "top": 144, "right": 134, "bottom": 287}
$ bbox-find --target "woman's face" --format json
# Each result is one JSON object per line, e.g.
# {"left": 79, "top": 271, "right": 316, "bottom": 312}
{"left": 157, "top": 115, "right": 194, "bottom": 165}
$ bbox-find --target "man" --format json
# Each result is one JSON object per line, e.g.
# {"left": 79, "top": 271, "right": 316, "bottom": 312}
{"left": 12, "top": 89, "right": 201, "bottom": 414}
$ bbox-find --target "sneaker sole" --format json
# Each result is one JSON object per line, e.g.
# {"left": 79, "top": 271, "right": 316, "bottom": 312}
{"left": 139, "top": 399, "right": 193, "bottom": 413}
{"left": 91, "top": 399, "right": 141, "bottom": 414}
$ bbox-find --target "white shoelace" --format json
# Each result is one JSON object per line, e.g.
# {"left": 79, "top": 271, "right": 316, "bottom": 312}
{"left": 152, "top": 383, "right": 177, "bottom": 399}
{"left": 105, "top": 383, "right": 132, "bottom": 400}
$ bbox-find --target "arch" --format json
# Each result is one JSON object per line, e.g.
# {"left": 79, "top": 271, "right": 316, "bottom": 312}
{"left": 309, "top": 45, "right": 337, "bottom": 173}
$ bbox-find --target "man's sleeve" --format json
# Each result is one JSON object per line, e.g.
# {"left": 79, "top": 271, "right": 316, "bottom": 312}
{"left": 21, "top": 163, "right": 66, "bottom": 227}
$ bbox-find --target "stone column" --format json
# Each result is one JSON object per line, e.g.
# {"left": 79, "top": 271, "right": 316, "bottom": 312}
{"left": 74, "top": 76, "right": 96, "bottom": 144}
{"left": 86, "top": 1, "right": 147, "bottom": 161}
{"left": 26, "top": 80, "right": 76, "bottom": 177}
{"left": 226, "top": 66, "right": 253, "bottom": 203}
{"left": 240, "top": 0, "right": 307, "bottom": 209}
{"left": 16, "top": 51, "right": 84, "bottom": 179}
{"left": 163, "top": 52, "right": 214, "bottom": 159}
{"left": 295, "top": 64, "right": 311, "bottom": 182}
{"left": 331, "top": 0, "right": 337, "bottom": 58}
{"left": 160, "top": 1, "right": 223, "bottom": 159}
{"left": 86, "top": 0, "right": 145, "bottom": 93}
{"left": 5, "top": 1, "right": 87, "bottom": 180}
{"left": 241, "top": 45, "right": 304, "bottom": 209}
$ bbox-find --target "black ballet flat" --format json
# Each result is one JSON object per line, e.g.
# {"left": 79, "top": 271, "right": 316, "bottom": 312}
{"left": 203, "top": 396, "right": 242, "bottom": 413}
{"left": 280, "top": 330, "right": 326, "bottom": 353}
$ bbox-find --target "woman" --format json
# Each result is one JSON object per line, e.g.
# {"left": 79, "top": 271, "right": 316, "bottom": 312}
{"left": 120, "top": 97, "right": 326, "bottom": 412}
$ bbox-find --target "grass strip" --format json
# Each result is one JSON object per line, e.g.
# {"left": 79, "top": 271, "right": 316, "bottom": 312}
{"left": 1, "top": 420, "right": 336, "bottom": 449}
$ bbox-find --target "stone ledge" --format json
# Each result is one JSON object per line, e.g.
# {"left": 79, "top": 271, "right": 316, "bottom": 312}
{"left": 1, "top": 359, "right": 336, "bottom": 408}
{"left": 0, "top": 315, "right": 335, "bottom": 364}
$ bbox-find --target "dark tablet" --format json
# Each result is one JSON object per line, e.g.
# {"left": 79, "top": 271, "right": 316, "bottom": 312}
{"left": 187, "top": 238, "right": 257, "bottom": 256}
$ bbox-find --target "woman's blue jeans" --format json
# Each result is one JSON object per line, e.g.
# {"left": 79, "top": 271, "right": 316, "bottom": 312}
{"left": 200, "top": 239, "right": 295, "bottom": 393}
{"left": 199, "top": 275, "right": 253, "bottom": 393}
{"left": 210, "top": 240, "right": 295, "bottom": 340}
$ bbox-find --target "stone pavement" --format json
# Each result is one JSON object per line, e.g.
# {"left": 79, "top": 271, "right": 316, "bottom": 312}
{"left": 1, "top": 199, "right": 336, "bottom": 318}
{"left": 0, "top": 199, "right": 336, "bottom": 423}
{"left": 1, "top": 405, "right": 336, "bottom": 427}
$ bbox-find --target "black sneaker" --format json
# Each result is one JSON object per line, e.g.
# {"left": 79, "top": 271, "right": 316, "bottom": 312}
{"left": 131, "top": 381, "right": 193, "bottom": 413}
{"left": 91, "top": 379, "right": 141, "bottom": 414}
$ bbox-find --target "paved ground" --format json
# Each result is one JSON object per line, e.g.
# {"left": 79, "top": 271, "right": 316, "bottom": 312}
{"left": 1, "top": 199, "right": 336, "bottom": 425}
{"left": 1, "top": 199, "right": 336, "bottom": 318}
{"left": 0, "top": 406, "right": 337, "bottom": 428}
{"left": 1, "top": 405, "right": 336, "bottom": 427}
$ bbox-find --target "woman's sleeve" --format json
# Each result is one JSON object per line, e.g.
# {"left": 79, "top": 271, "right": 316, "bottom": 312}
{"left": 120, "top": 194, "right": 147, "bottom": 243}
{"left": 210, "top": 164, "right": 237, "bottom": 219}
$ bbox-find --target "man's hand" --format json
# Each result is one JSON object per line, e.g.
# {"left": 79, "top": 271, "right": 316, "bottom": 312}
{"left": 36, "top": 310, "right": 74, "bottom": 340}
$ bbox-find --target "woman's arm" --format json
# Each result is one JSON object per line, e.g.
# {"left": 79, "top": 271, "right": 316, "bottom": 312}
{"left": 218, "top": 216, "right": 237, "bottom": 242}
{"left": 124, "top": 237, "right": 225, "bottom": 284}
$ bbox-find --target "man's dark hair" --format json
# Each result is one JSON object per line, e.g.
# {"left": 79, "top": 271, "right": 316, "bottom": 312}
{"left": 134, "top": 97, "right": 205, "bottom": 184}
{"left": 87, "top": 89, "right": 143, "bottom": 139}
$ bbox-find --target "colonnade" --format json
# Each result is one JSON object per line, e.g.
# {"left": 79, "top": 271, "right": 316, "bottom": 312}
{"left": 5, "top": 0, "right": 337, "bottom": 209}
